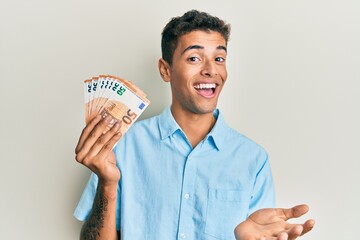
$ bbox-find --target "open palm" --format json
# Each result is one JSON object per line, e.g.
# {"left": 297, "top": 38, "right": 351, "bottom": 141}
{"left": 234, "top": 205, "right": 315, "bottom": 240}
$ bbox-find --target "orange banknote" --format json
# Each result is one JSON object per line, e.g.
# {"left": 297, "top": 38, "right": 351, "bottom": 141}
{"left": 84, "top": 74, "right": 150, "bottom": 137}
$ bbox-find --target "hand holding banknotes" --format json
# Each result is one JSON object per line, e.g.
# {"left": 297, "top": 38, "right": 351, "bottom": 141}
{"left": 75, "top": 75, "right": 150, "bottom": 185}
{"left": 75, "top": 114, "right": 122, "bottom": 185}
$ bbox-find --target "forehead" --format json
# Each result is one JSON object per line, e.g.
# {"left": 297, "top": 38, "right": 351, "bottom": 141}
{"left": 175, "top": 30, "right": 227, "bottom": 52}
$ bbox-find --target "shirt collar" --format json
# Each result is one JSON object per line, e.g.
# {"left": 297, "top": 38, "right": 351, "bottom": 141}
{"left": 158, "top": 107, "right": 181, "bottom": 140}
{"left": 206, "top": 108, "right": 227, "bottom": 151}
{"left": 158, "top": 106, "right": 229, "bottom": 150}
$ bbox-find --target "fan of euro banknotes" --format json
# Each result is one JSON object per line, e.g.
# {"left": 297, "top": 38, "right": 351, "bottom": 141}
{"left": 84, "top": 74, "right": 150, "bottom": 137}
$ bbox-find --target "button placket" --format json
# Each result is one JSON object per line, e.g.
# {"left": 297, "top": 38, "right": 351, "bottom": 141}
{"left": 184, "top": 193, "right": 190, "bottom": 200}
{"left": 180, "top": 232, "right": 186, "bottom": 239}
{"left": 177, "top": 154, "right": 197, "bottom": 240}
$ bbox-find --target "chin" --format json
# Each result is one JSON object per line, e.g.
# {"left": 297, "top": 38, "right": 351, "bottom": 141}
{"left": 194, "top": 105, "right": 217, "bottom": 115}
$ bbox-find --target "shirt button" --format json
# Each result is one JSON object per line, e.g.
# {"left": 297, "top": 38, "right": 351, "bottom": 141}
{"left": 180, "top": 233, "right": 186, "bottom": 239}
{"left": 184, "top": 193, "right": 190, "bottom": 200}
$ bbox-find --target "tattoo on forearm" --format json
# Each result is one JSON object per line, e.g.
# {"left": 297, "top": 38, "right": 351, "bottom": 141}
{"left": 82, "top": 186, "right": 109, "bottom": 240}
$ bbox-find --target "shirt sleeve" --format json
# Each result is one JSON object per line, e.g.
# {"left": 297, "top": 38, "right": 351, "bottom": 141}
{"left": 248, "top": 151, "right": 276, "bottom": 216}
{"left": 73, "top": 172, "right": 122, "bottom": 230}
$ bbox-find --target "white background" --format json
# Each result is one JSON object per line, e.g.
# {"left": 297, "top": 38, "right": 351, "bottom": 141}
{"left": 1, "top": 0, "right": 359, "bottom": 239}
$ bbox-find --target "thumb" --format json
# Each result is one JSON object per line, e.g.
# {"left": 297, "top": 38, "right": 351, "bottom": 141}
{"left": 283, "top": 204, "right": 309, "bottom": 220}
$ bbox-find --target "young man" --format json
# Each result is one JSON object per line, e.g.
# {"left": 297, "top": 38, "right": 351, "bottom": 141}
{"left": 74, "top": 10, "right": 314, "bottom": 240}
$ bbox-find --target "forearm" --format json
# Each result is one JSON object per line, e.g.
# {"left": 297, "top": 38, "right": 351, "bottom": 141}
{"left": 80, "top": 181, "right": 118, "bottom": 240}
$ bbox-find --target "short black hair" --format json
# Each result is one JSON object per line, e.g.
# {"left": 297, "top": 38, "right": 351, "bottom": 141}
{"left": 161, "top": 10, "right": 231, "bottom": 65}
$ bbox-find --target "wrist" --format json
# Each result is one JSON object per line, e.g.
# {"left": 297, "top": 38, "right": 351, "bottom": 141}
{"left": 98, "top": 180, "right": 118, "bottom": 200}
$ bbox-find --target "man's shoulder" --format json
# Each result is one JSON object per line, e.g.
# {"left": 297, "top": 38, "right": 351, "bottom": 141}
{"left": 214, "top": 110, "right": 264, "bottom": 152}
{"left": 223, "top": 125, "right": 266, "bottom": 153}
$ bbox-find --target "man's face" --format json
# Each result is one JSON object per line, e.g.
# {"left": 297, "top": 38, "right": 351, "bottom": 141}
{"left": 164, "top": 30, "right": 228, "bottom": 115}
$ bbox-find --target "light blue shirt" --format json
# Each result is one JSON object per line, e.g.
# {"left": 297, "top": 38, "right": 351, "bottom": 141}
{"left": 74, "top": 107, "right": 275, "bottom": 240}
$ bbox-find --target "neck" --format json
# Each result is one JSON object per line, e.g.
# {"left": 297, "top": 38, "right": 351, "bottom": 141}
{"left": 171, "top": 106, "right": 216, "bottom": 148}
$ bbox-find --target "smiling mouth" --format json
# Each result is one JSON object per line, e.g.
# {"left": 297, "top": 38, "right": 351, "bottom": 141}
{"left": 194, "top": 83, "right": 216, "bottom": 97}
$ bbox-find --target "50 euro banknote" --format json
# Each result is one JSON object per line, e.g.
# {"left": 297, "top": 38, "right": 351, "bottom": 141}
{"left": 84, "top": 74, "right": 150, "bottom": 137}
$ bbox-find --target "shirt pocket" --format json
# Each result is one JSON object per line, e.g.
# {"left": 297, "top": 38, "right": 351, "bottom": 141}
{"left": 204, "top": 188, "right": 251, "bottom": 240}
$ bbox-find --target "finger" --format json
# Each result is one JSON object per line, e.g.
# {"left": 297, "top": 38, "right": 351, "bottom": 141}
{"left": 75, "top": 114, "right": 102, "bottom": 153}
{"left": 286, "top": 225, "right": 303, "bottom": 240}
{"left": 85, "top": 122, "right": 122, "bottom": 160}
{"left": 259, "top": 236, "right": 277, "bottom": 240}
{"left": 277, "top": 231, "right": 288, "bottom": 240}
{"left": 259, "top": 236, "right": 278, "bottom": 240}
{"left": 300, "top": 219, "right": 315, "bottom": 236}
{"left": 75, "top": 115, "right": 112, "bottom": 162}
{"left": 282, "top": 204, "right": 309, "bottom": 220}
{"left": 97, "top": 129, "right": 123, "bottom": 159}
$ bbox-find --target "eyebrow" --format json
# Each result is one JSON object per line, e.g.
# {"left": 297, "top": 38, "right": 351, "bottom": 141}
{"left": 181, "top": 45, "right": 227, "bottom": 55}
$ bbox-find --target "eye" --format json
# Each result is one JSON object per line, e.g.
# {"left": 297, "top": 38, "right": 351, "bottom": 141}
{"left": 188, "top": 56, "right": 200, "bottom": 62}
{"left": 215, "top": 57, "right": 226, "bottom": 62}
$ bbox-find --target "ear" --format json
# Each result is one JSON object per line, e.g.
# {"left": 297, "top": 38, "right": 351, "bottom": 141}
{"left": 158, "top": 58, "right": 171, "bottom": 82}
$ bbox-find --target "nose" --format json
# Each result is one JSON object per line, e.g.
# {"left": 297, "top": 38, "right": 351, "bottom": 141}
{"left": 200, "top": 60, "right": 218, "bottom": 78}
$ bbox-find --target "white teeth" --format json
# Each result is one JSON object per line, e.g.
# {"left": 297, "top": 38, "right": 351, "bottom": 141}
{"left": 194, "top": 83, "right": 216, "bottom": 89}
